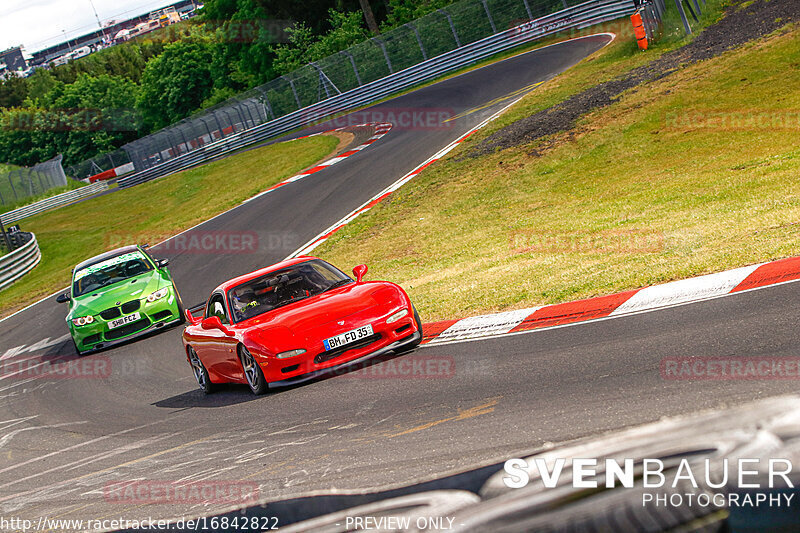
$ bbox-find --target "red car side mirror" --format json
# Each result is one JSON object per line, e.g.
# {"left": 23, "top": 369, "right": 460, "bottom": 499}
{"left": 353, "top": 264, "right": 368, "bottom": 283}
{"left": 201, "top": 316, "right": 233, "bottom": 336}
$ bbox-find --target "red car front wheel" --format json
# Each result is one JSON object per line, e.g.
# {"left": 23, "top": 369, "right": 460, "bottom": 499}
{"left": 239, "top": 345, "right": 268, "bottom": 395}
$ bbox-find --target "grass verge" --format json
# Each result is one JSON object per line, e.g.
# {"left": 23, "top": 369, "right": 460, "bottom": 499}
{"left": 316, "top": 14, "right": 800, "bottom": 321}
{"left": 0, "top": 134, "right": 338, "bottom": 317}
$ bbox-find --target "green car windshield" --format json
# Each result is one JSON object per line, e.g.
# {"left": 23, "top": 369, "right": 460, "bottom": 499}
{"left": 73, "top": 252, "right": 153, "bottom": 297}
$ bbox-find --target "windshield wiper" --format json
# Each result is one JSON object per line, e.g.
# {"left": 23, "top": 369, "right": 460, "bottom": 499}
{"left": 322, "top": 279, "right": 353, "bottom": 293}
{"left": 272, "top": 294, "right": 312, "bottom": 310}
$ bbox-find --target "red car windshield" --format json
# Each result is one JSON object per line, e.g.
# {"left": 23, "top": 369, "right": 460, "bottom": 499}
{"left": 228, "top": 260, "right": 352, "bottom": 323}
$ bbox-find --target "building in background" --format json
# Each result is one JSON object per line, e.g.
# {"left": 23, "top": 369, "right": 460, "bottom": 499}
{"left": 0, "top": 47, "right": 28, "bottom": 75}
{"left": 30, "top": 0, "right": 198, "bottom": 68}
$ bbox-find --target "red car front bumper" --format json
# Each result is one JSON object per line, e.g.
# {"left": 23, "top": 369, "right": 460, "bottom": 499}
{"left": 260, "top": 313, "right": 420, "bottom": 387}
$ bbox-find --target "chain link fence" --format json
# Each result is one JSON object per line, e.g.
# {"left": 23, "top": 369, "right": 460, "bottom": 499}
{"left": 0, "top": 155, "right": 70, "bottom": 207}
{"left": 119, "top": 0, "right": 571, "bottom": 172}
{"left": 65, "top": 149, "right": 131, "bottom": 181}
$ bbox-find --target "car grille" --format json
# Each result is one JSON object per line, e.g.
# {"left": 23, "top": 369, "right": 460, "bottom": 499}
{"left": 104, "top": 318, "right": 150, "bottom": 340}
{"left": 100, "top": 307, "right": 122, "bottom": 320}
{"left": 121, "top": 300, "right": 140, "bottom": 314}
{"left": 315, "top": 333, "right": 381, "bottom": 364}
{"left": 150, "top": 310, "right": 173, "bottom": 322}
{"left": 100, "top": 300, "right": 140, "bottom": 320}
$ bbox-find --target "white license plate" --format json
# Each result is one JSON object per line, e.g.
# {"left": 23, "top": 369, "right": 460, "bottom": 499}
{"left": 323, "top": 324, "right": 374, "bottom": 351}
{"left": 108, "top": 312, "right": 141, "bottom": 329}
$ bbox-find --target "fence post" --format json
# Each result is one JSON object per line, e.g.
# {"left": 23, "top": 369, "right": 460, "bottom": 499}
{"left": 0, "top": 216, "right": 11, "bottom": 252}
{"left": 8, "top": 174, "right": 17, "bottom": 201}
{"left": 480, "top": 0, "right": 498, "bottom": 34}
{"left": 342, "top": 51, "right": 363, "bottom": 86}
{"left": 240, "top": 101, "right": 257, "bottom": 129}
{"left": 258, "top": 90, "right": 275, "bottom": 120}
{"left": 211, "top": 111, "right": 226, "bottom": 139}
{"left": 673, "top": 0, "right": 692, "bottom": 33}
{"left": 310, "top": 62, "right": 342, "bottom": 99}
{"left": 373, "top": 38, "right": 393, "bottom": 74}
{"left": 287, "top": 77, "right": 302, "bottom": 109}
{"left": 438, "top": 9, "right": 462, "bottom": 48}
{"left": 521, "top": 0, "right": 533, "bottom": 20}
{"left": 407, "top": 23, "right": 428, "bottom": 61}
{"left": 176, "top": 127, "right": 190, "bottom": 154}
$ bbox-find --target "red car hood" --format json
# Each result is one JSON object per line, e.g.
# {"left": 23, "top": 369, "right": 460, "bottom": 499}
{"left": 237, "top": 281, "right": 405, "bottom": 334}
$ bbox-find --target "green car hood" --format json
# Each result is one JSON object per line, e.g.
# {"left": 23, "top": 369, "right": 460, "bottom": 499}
{"left": 70, "top": 270, "right": 167, "bottom": 318}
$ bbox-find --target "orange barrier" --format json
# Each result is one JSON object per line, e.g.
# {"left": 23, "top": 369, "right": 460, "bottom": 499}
{"left": 631, "top": 12, "right": 648, "bottom": 50}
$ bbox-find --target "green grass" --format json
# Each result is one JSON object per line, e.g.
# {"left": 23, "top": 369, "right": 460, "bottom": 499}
{"left": 0, "top": 134, "right": 338, "bottom": 317}
{"left": 316, "top": 15, "right": 800, "bottom": 321}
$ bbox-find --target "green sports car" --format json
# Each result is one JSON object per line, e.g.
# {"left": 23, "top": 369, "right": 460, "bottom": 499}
{"left": 56, "top": 245, "right": 184, "bottom": 355}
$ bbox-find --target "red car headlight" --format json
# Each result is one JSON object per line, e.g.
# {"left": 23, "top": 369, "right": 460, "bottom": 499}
{"left": 386, "top": 309, "right": 408, "bottom": 324}
{"left": 276, "top": 349, "right": 306, "bottom": 359}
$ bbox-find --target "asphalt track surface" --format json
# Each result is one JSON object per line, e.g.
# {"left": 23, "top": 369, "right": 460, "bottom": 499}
{"left": 0, "top": 33, "right": 797, "bottom": 525}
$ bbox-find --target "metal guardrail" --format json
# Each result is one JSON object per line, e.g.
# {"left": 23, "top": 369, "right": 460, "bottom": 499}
{"left": 0, "top": 181, "right": 109, "bottom": 225}
{"left": 118, "top": 0, "right": 636, "bottom": 189}
{"left": 0, "top": 232, "right": 41, "bottom": 291}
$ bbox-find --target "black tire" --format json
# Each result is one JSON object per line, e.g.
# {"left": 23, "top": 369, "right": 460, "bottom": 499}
{"left": 395, "top": 307, "right": 423, "bottom": 354}
{"left": 239, "top": 345, "right": 268, "bottom": 395}
{"left": 188, "top": 346, "right": 214, "bottom": 394}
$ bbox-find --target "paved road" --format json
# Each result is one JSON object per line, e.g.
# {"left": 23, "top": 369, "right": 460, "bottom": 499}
{"left": 1, "top": 34, "right": 795, "bottom": 526}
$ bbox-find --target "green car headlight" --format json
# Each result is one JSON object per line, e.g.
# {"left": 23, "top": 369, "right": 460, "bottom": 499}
{"left": 72, "top": 315, "right": 95, "bottom": 327}
{"left": 146, "top": 287, "right": 170, "bottom": 303}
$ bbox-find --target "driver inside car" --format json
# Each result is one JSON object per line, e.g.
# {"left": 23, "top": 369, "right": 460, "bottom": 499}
{"left": 232, "top": 289, "right": 259, "bottom": 319}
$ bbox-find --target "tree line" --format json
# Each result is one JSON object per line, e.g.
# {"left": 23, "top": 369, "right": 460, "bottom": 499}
{"left": 0, "top": 0, "right": 453, "bottom": 171}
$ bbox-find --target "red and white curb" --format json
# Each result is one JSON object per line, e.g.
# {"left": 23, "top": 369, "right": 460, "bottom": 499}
{"left": 289, "top": 96, "right": 527, "bottom": 258}
{"left": 243, "top": 123, "right": 393, "bottom": 204}
{"left": 420, "top": 257, "right": 800, "bottom": 345}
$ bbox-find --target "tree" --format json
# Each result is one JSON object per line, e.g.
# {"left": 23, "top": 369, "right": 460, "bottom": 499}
{"left": 136, "top": 40, "right": 216, "bottom": 131}
{"left": 382, "top": 0, "right": 454, "bottom": 29}
{"left": 272, "top": 10, "right": 369, "bottom": 75}
{"left": 359, "top": 0, "right": 380, "bottom": 34}
{"left": 25, "top": 69, "right": 57, "bottom": 106}
{"left": 0, "top": 76, "right": 28, "bottom": 109}
{"left": 0, "top": 73, "right": 139, "bottom": 167}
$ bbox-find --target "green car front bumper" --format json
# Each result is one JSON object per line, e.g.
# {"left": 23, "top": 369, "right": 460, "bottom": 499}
{"left": 70, "top": 287, "right": 182, "bottom": 354}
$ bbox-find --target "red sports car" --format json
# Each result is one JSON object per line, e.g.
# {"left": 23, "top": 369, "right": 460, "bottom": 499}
{"left": 182, "top": 257, "right": 423, "bottom": 394}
